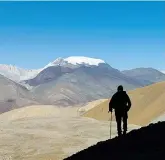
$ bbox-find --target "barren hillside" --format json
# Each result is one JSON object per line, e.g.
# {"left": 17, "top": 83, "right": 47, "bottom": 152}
{"left": 0, "top": 74, "right": 39, "bottom": 113}
{"left": 83, "top": 81, "right": 165, "bottom": 125}
{"left": 0, "top": 105, "right": 139, "bottom": 160}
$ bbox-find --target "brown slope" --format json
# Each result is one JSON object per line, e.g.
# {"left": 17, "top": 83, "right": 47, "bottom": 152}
{"left": 0, "top": 105, "right": 139, "bottom": 160}
{"left": 83, "top": 81, "right": 165, "bottom": 126}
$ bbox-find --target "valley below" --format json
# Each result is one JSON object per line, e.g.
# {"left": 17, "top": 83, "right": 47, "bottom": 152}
{"left": 0, "top": 105, "right": 139, "bottom": 160}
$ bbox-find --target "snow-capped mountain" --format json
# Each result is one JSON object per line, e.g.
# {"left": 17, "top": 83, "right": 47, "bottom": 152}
{"left": 0, "top": 64, "right": 41, "bottom": 82}
{"left": 0, "top": 56, "right": 163, "bottom": 109}
{"left": 0, "top": 56, "right": 106, "bottom": 82}
{"left": 44, "top": 56, "right": 106, "bottom": 68}
{"left": 1, "top": 56, "right": 164, "bottom": 86}
{"left": 24, "top": 56, "right": 145, "bottom": 106}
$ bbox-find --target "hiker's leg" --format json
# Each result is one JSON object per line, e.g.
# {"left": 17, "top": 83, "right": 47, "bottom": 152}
{"left": 123, "top": 112, "right": 128, "bottom": 135}
{"left": 115, "top": 112, "right": 122, "bottom": 136}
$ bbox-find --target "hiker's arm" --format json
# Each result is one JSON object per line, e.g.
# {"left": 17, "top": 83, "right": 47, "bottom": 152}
{"left": 126, "top": 94, "right": 131, "bottom": 111}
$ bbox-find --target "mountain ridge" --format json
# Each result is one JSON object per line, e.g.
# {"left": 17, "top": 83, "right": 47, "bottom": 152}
{"left": 0, "top": 74, "right": 39, "bottom": 113}
{"left": 0, "top": 56, "right": 165, "bottom": 109}
{"left": 0, "top": 64, "right": 41, "bottom": 82}
{"left": 0, "top": 56, "right": 107, "bottom": 82}
{"left": 122, "top": 67, "right": 165, "bottom": 85}
{"left": 1, "top": 56, "right": 164, "bottom": 83}
{"left": 24, "top": 63, "right": 144, "bottom": 106}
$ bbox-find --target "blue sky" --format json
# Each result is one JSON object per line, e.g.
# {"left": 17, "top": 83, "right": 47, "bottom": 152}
{"left": 0, "top": 2, "right": 164, "bottom": 70}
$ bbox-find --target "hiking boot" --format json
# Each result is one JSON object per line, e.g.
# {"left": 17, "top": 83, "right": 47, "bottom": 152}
{"left": 118, "top": 132, "right": 122, "bottom": 136}
{"left": 123, "top": 131, "right": 127, "bottom": 135}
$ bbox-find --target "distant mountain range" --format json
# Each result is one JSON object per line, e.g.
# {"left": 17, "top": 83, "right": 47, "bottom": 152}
{"left": 0, "top": 57, "right": 106, "bottom": 82}
{"left": 0, "top": 64, "right": 41, "bottom": 82}
{"left": 0, "top": 56, "right": 165, "bottom": 112}
{"left": 122, "top": 68, "right": 165, "bottom": 85}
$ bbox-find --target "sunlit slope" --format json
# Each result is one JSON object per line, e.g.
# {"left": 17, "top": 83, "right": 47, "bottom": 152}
{"left": 83, "top": 81, "right": 165, "bottom": 125}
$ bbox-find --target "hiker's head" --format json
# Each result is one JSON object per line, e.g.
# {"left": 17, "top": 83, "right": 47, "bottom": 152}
{"left": 117, "top": 85, "right": 123, "bottom": 92}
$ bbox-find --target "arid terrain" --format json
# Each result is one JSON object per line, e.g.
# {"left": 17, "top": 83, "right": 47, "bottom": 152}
{"left": 0, "top": 1, "right": 164, "bottom": 159}
{"left": 83, "top": 81, "right": 165, "bottom": 126}
{"left": 0, "top": 105, "right": 139, "bottom": 160}
{"left": 1, "top": 81, "right": 165, "bottom": 159}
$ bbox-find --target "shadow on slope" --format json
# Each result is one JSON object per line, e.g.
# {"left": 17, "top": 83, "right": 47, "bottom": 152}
{"left": 65, "top": 122, "right": 165, "bottom": 160}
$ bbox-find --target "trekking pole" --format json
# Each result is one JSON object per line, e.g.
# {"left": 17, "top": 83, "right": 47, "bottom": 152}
{"left": 110, "top": 111, "right": 112, "bottom": 139}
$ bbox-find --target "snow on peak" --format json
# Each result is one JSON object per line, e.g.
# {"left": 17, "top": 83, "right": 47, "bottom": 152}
{"left": 64, "top": 56, "right": 105, "bottom": 66}
{"left": 0, "top": 56, "right": 106, "bottom": 82}
{"left": 45, "top": 56, "right": 106, "bottom": 68}
{"left": 50, "top": 57, "right": 66, "bottom": 66}
{"left": 44, "top": 57, "right": 66, "bottom": 68}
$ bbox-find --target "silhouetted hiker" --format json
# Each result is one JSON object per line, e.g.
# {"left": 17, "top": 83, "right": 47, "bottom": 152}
{"left": 109, "top": 85, "right": 131, "bottom": 136}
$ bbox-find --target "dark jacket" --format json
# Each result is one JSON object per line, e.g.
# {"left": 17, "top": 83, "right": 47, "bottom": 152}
{"left": 109, "top": 91, "right": 131, "bottom": 113}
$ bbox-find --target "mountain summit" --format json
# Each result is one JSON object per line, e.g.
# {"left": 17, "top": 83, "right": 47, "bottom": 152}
{"left": 1, "top": 57, "right": 164, "bottom": 85}
{"left": 45, "top": 56, "right": 106, "bottom": 68}
{"left": 24, "top": 56, "right": 143, "bottom": 106}
{"left": 64, "top": 56, "right": 105, "bottom": 66}
{"left": 0, "top": 56, "right": 105, "bottom": 82}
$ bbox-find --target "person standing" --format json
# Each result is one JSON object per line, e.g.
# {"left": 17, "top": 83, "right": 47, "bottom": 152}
{"left": 109, "top": 85, "right": 131, "bottom": 136}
